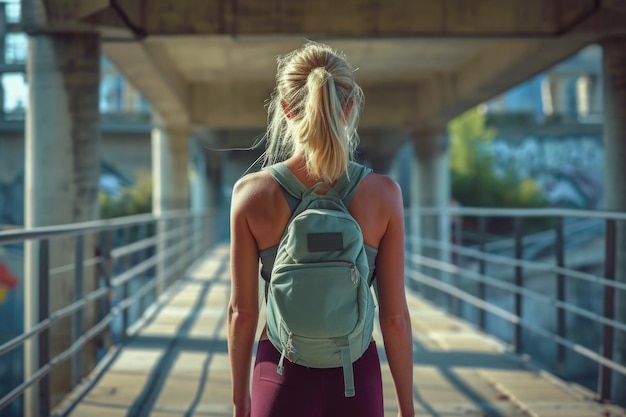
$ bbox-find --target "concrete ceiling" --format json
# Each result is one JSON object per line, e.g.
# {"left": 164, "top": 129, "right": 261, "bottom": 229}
{"left": 158, "top": 37, "right": 493, "bottom": 83}
{"left": 27, "top": 0, "right": 626, "bottom": 153}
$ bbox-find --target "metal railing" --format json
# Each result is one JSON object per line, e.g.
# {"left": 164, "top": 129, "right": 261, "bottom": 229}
{"left": 406, "top": 206, "right": 626, "bottom": 405}
{"left": 0, "top": 210, "right": 214, "bottom": 417}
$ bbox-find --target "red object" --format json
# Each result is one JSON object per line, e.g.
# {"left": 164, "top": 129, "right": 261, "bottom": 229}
{"left": 0, "top": 263, "right": 19, "bottom": 288}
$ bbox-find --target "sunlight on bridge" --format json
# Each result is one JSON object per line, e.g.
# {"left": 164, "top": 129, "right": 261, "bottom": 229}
{"left": 61, "top": 245, "right": 622, "bottom": 417}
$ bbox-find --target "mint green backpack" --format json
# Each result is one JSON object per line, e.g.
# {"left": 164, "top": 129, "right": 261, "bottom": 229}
{"left": 263, "top": 161, "right": 375, "bottom": 397}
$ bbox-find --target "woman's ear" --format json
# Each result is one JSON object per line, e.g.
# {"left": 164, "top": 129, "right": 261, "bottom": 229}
{"left": 281, "top": 101, "right": 294, "bottom": 119}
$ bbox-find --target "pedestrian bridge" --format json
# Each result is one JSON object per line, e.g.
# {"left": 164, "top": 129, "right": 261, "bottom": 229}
{"left": 1, "top": 208, "right": 625, "bottom": 417}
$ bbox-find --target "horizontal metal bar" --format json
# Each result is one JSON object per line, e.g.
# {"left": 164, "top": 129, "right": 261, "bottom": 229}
{"left": 408, "top": 253, "right": 626, "bottom": 333}
{"left": 0, "top": 312, "right": 115, "bottom": 412}
{"left": 407, "top": 206, "right": 626, "bottom": 221}
{"left": 406, "top": 269, "right": 519, "bottom": 323}
{"left": 406, "top": 268, "right": 626, "bottom": 377}
{"left": 462, "top": 218, "right": 600, "bottom": 251}
{"left": 117, "top": 279, "right": 157, "bottom": 313}
{"left": 51, "top": 314, "right": 113, "bottom": 364}
{"left": 0, "top": 286, "right": 110, "bottom": 357}
{"left": 515, "top": 315, "right": 626, "bottom": 377}
{"left": 110, "top": 235, "right": 158, "bottom": 259}
{"left": 0, "top": 354, "right": 52, "bottom": 411}
{"left": 412, "top": 236, "right": 626, "bottom": 292}
{"left": 0, "top": 210, "right": 207, "bottom": 245}
{"left": 0, "top": 211, "right": 213, "bottom": 412}
{"left": 49, "top": 256, "right": 103, "bottom": 276}
{"left": 111, "top": 255, "right": 158, "bottom": 287}
{"left": 48, "top": 344, "right": 124, "bottom": 417}
{"left": 129, "top": 224, "right": 187, "bottom": 265}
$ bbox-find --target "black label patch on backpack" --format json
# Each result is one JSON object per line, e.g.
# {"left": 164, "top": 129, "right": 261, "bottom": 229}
{"left": 307, "top": 232, "right": 343, "bottom": 252}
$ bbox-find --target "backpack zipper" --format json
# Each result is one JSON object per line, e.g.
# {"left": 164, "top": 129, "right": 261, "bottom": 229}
{"left": 276, "top": 331, "right": 293, "bottom": 375}
{"left": 348, "top": 263, "right": 358, "bottom": 284}
{"left": 273, "top": 261, "right": 360, "bottom": 284}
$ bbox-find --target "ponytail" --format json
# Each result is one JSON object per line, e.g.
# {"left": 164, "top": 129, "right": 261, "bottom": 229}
{"left": 297, "top": 68, "right": 348, "bottom": 183}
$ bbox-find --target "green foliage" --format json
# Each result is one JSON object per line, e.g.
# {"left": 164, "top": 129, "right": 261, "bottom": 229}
{"left": 100, "top": 170, "right": 152, "bottom": 219}
{"left": 449, "top": 107, "right": 550, "bottom": 235}
{"left": 449, "top": 107, "right": 546, "bottom": 209}
{"left": 449, "top": 106, "right": 497, "bottom": 177}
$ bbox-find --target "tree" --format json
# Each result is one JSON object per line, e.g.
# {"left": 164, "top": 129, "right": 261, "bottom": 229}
{"left": 449, "top": 107, "right": 545, "bottom": 209}
{"left": 449, "top": 107, "right": 549, "bottom": 234}
{"left": 100, "top": 169, "right": 152, "bottom": 219}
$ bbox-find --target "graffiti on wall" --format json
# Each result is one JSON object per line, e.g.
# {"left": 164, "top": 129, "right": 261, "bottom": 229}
{"left": 0, "top": 262, "right": 18, "bottom": 304}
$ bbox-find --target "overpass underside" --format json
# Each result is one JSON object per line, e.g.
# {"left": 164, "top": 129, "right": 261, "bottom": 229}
{"left": 13, "top": 0, "right": 626, "bottom": 415}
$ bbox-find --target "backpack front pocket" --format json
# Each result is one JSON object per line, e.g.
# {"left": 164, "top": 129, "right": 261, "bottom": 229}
{"left": 270, "top": 262, "right": 360, "bottom": 338}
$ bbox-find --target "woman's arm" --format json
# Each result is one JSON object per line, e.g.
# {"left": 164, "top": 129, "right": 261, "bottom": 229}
{"left": 228, "top": 177, "right": 261, "bottom": 417}
{"left": 375, "top": 178, "right": 415, "bottom": 417}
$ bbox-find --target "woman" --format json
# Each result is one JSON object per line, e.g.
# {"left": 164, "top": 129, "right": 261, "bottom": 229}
{"left": 228, "top": 41, "right": 414, "bottom": 417}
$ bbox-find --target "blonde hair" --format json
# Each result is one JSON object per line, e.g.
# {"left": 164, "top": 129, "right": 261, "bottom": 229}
{"left": 264, "top": 42, "right": 364, "bottom": 183}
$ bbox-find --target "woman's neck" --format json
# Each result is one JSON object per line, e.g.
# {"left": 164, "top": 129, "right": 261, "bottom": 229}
{"left": 283, "top": 153, "right": 341, "bottom": 188}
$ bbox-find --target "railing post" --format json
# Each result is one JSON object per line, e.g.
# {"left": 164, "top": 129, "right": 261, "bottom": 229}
{"left": 38, "top": 239, "right": 50, "bottom": 417}
{"left": 513, "top": 217, "right": 524, "bottom": 354}
{"left": 100, "top": 230, "right": 114, "bottom": 349}
{"left": 71, "top": 235, "right": 84, "bottom": 388}
{"left": 121, "top": 227, "right": 131, "bottom": 340}
{"left": 137, "top": 222, "right": 148, "bottom": 316}
{"left": 156, "top": 216, "right": 167, "bottom": 297}
{"left": 554, "top": 217, "right": 566, "bottom": 374}
{"left": 477, "top": 216, "right": 487, "bottom": 330}
{"left": 598, "top": 218, "right": 616, "bottom": 401}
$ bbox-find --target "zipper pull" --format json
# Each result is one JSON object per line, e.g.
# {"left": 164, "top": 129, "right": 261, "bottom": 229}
{"left": 277, "top": 331, "right": 293, "bottom": 375}
{"left": 277, "top": 348, "right": 286, "bottom": 375}
{"left": 351, "top": 265, "right": 358, "bottom": 284}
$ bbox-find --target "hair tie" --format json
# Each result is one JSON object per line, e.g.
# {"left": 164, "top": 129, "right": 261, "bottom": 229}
{"left": 308, "top": 67, "right": 332, "bottom": 85}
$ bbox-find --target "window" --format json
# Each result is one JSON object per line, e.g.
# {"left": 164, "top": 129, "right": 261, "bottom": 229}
{"left": 2, "top": 72, "right": 28, "bottom": 115}
{"left": 5, "top": 33, "right": 27, "bottom": 64}
{"left": 4, "top": 0, "right": 21, "bottom": 24}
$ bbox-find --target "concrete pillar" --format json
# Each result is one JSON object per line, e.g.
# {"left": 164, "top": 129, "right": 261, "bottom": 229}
{"left": 549, "top": 74, "right": 568, "bottom": 116}
{"left": 204, "top": 149, "right": 223, "bottom": 244}
{"left": 601, "top": 36, "right": 626, "bottom": 406}
{"left": 152, "top": 124, "right": 190, "bottom": 295}
{"left": 189, "top": 138, "right": 209, "bottom": 213}
{"left": 189, "top": 138, "right": 214, "bottom": 251}
{"left": 0, "top": 3, "right": 6, "bottom": 120}
{"left": 152, "top": 125, "right": 190, "bottom": 214}
{"left": 409, "top": 130, "right": 451, "bottom": 298}
{"left": 23, "top": 32, "right": 101, "bottom": 415}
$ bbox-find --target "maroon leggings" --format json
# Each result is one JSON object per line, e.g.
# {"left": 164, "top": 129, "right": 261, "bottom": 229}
{"left": 251, "top": 340, "right": 384, "bottom": 417}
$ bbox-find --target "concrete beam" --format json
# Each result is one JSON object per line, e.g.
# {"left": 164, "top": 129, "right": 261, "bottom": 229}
{"left": 576, "top": 6, "right": 626, "bottom": 37}
{"left": 602, "top": 0, "right": 626, "bottom": 13}
{"left": 74, "top": 0, "right": 606, "bottom": 37}
{"left": 189, "top": 32, "right": 597, "bottom": 132}
{"left": 103, "top": 41, "right": 189, "bottom": 128}
{"left": 190, "top": 80, "right": 420, "bottom": 130}
{"left": 74, "top": 0, "right": 109, "bottom": 19}
{"left": 190, "top": 81, "right": 271, "bottom": 130}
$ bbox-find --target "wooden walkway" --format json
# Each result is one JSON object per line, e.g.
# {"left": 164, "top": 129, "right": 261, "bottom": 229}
{"left": 61, "top": 245, "right": 625, "bottom": 417}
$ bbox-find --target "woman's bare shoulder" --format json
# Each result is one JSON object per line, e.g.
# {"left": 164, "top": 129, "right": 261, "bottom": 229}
{"left": 360, "top": 172, "right": 403, "bottom": 202}
{"left": 232, "top": 171, "right": 279, "bottom": 206}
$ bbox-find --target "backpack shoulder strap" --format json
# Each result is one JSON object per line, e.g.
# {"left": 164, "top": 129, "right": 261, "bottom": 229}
{"left": 264, "top": 161, "right": 372, "bottom": 209}
{"left": 334, "top": 162, "right": 372, "bottom": 207}
{"left": 263, "top": 163, "right": 307, "bottom": 213}
{"left": 263, "top": 163, "right": 307, "bottom": 199}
